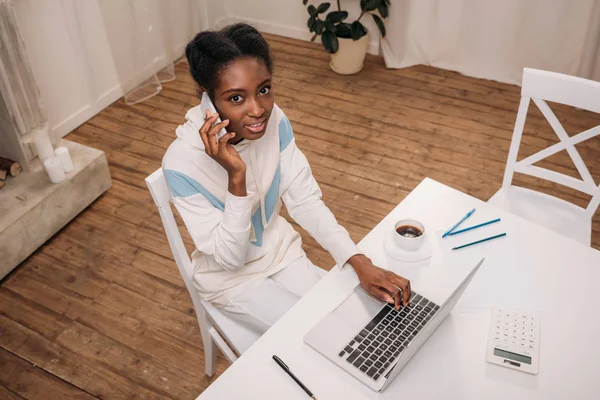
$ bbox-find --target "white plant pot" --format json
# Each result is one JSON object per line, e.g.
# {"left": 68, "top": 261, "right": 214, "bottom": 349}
{"left": 329, "top": 33, "right": 370, "bottom": 75}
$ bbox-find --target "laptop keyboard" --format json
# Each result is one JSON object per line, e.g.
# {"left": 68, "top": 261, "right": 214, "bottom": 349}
{"left": 338, "top": 291, "right": 440, "bottom": 381}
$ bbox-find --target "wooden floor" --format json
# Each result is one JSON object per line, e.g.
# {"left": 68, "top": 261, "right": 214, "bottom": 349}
{"left": 2, "top": 33, "right": 599, "bottom": 399}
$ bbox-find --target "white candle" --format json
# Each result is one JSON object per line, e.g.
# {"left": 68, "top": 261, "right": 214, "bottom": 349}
{"left": 43, "top": 156, "right": 66, "bottom": 183}
{"left": 32, "top": 125, "right": 54, "bottom": 161}
{"left": 55, "top": 146, "right": 74, "bottom": 173}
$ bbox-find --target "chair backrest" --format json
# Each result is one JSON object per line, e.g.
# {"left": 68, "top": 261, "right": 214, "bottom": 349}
{"left": 502, "top": 68, "right": 600, "bottom": 218}
{"left": 146, "top": 168, "right": 246, "bottom": 364}
{"left": 145, "top": 168, "right": 206, "bottom": 317}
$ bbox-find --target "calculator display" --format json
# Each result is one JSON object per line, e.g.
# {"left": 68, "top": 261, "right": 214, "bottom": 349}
{"left": 494, "top": 348, "right": 532, "bottom": 365}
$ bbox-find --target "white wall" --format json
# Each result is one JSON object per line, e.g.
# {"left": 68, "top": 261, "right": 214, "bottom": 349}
{"left": 221, "top": 0, "right": 382, "bottom": 55}
{"left": 13, "top": 0, "right": 227, "bottom": 140}
{"left": 14, "top": 0, "right": 120, "bottom": 141}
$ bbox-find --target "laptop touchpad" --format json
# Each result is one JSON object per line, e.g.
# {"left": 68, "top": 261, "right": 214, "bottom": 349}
{"left": 332, "top": 287, "right": 384, "bottom": 333}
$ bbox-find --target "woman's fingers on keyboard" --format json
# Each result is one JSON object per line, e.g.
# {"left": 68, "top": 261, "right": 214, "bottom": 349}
{"left": 369, "top": 284, "right": 394, "bottom": 304}
{"left": 378, "top": 279, "right": 402, "bottom": 309}
{"left": 386, "top": 272, "right": 411, "bottom": 307}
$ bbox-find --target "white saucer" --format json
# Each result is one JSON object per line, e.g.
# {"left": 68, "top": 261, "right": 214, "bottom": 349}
{"left": 384, "top": 231, "right": 433, "bottom": 262}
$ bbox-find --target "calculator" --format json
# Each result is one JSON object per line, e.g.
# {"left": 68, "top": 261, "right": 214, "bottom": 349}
{"left": 486, "top": 307, "right": 540, "bottom": 375}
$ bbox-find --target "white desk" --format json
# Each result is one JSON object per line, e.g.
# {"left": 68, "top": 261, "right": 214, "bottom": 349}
{"left": 198, "top": 178, "right": 600, "bottom": 400}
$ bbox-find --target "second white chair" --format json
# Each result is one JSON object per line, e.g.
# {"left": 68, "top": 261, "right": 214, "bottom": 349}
{"left": 489, "top": 68, "right": 600, "bottom": 246}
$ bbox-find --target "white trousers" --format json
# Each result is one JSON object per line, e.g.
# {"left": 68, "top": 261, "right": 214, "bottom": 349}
{"left": 221, "top": 255, "right": 327, "bottom": 334}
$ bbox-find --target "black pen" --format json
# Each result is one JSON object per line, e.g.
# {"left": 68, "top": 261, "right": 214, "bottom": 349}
{"left": 272, "top": 355, "right": 317, "bottom": 399}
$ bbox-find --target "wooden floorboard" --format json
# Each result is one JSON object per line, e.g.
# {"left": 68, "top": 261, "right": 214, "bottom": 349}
{"left": 1, "top": 33, "right": 599, "bottom": 399}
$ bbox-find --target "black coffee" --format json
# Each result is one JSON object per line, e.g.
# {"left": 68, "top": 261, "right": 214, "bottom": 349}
{"left": 396, "top": 225, "right": 423, "bottom": 238}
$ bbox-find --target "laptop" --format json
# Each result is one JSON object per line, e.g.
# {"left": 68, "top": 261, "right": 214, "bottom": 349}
{"left": 304, "top": 258, "right": 485, "bottom": 392}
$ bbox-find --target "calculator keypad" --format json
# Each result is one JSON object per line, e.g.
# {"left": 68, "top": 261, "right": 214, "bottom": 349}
{"left": 492, "top": 309, "right": 538, "bottom": 356}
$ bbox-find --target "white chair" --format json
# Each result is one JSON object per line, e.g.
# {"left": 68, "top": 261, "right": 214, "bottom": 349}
{"left": 145, "top": 168, "right": 260, "bottom": 376}
{"left": 489, "top": 68, "right": 600, "bottom": 246}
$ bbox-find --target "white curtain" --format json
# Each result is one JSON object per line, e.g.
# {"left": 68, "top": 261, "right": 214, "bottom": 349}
{"left": 381, "top": 0, "right": 600, "bottom": 85}
{"left": 0, "top": 0, "right": 46, "bottom": 168}
{"left": 0, "top": 0, "right": 45, "bottom": 134}
{"left": 97, "top": 0, "right": 209, "bottom": 105}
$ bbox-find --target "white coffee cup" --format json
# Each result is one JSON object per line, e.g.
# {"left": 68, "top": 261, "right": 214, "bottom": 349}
{"left": 393, "top": 219, "right": 425, "bottom": 252}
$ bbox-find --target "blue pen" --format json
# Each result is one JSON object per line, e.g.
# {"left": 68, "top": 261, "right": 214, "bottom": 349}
{"left": 452, "top": 233, "right": 507, "bottom": 250}
{"left": 442, "top": 208, "right": 476, "bottom": 238}
{"left": 447, "top": 218, "right": 501, "bottom": 236}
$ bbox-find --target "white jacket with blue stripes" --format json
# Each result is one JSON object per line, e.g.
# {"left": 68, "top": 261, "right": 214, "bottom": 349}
{"left": 162, "top": 104, "right": 359, "bottom": 307}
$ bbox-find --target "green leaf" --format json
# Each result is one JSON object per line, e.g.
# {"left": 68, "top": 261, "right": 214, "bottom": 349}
{"left": 315, "top": 19, "right": 324, "bottom": 35}
{"left": 325, "top": 10, "right": 348, "bottom": 23}
{"left": 377, "top": 3, "right": 388, "bottom": 18}
{"left": 324, "top": 19, "right": 337, "bottom": 33}
{"left": 372, "top": 14, "right": 386, "bottom": 37}
{"left": 350, "top": 21, "right": 367, "bottom": 40}
{"left": 365, "top": 0, "right": 381, "bottom": 11}
{"left": 336, "top": 22, "right": 352, "bottom": 38}
{"left": 308, "top": 5, "right": 317, "bottom": 16}
{"left": 303, "top": 0, "right": 309, "bottom": 5}
{"left": 307, "top": 16, "right": 316, "bottom": 32}
{"left": 316, "top": 2, "right": 330, "bottom": 13}
{"left": 321, "top": 30, "right": 339, "bottom": 53}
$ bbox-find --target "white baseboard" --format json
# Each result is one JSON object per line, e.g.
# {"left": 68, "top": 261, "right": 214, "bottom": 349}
{"left": 49, "top": 41, "right": 189, "bottom": 141}
{"left": 222, "top": 15, "right": 381, "bottom": 56}
{"left": 50, "top": 84, "right": 123, "bottom": 141}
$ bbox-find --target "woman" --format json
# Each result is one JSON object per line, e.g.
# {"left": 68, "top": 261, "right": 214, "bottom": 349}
{"left": 162, "top": 23, "right": 411, "bottom": 334}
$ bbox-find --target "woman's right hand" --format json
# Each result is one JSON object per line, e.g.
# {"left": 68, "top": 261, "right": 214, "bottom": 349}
{"left": 199, "top": 110, "right": 246, "bottom": 177}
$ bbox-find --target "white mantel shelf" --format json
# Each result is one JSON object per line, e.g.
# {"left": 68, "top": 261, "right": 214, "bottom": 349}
{"left": 0, "top": 139, "right": 111, "bottom": 279}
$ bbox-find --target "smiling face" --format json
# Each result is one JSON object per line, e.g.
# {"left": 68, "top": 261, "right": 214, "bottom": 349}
{"left": 211, "top": 57, "right": 274, "bottom": 142}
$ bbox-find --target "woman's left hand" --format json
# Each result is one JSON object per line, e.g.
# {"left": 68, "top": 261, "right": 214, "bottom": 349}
{"left": 348, "top": 254, "right": 411, "bottom": 309}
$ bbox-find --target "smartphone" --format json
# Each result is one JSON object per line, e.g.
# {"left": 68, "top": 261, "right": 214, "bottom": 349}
{"left": 200, "top": 92, "right": 227, "bottom": 141}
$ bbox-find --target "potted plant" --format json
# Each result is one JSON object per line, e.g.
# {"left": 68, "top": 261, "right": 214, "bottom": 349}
{"left": 302, "top": 0, "right": 390, "bottom": 74}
